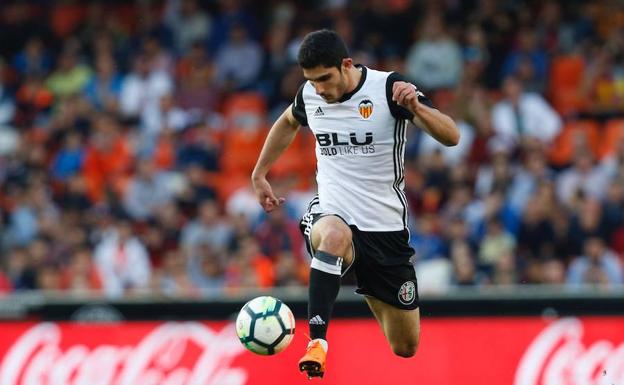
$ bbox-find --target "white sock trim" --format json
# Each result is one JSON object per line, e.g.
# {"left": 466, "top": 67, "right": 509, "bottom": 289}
{"left": 309, "top": 338, "right": 328, "bottom": 353}
{"left": 311, "top": 258, "right": 342, "bottom": 275}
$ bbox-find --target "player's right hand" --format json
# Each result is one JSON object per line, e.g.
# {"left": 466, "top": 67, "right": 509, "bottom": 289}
{"left": 251, "top": 175, "right": 285, "bottom": 213}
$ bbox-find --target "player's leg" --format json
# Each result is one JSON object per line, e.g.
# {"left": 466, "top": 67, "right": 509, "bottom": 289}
{"left": 365, "top": 296, "right": 420, "bottom": 357}
{"left": 299, "top": 214, "right": 353, "bottom": 378}
{"left": 350, "top": 228, "right": 419, "bottom": 358}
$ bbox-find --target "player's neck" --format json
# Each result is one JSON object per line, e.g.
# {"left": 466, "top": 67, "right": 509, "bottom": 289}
{"left": 344, "top": 65, "right": 362, "bottom": 94}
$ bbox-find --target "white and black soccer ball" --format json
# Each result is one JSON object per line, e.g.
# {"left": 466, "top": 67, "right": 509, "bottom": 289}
{"left": 236, "top": 296, "right": 296, "bottom": 355}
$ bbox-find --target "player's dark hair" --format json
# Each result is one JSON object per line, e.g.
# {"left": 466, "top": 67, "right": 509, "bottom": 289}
{"left": 297, "top": 29, "right": 349, "bottom": 70}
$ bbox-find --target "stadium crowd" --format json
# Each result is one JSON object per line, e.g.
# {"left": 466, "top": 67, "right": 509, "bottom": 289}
{"left": 0, "top": 0, "right": 623, "bottom": 297}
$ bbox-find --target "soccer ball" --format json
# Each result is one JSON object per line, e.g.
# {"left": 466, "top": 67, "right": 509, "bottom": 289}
{"left": 235, "top": 296, "right": 296, "bottom": 355}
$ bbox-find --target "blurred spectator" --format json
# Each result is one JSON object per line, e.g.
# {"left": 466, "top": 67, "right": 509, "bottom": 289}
{"left": 474, "top": 149, "right": 513, "bottom": 198}
{"left": 188, "top": 242, "right": 226, "bottom": 293}
{"left": 507, "top": 149, "right": 553, "bottom": 212}
{"left": 5, "top": 184, "right": 59, "bottom": 248}
{"left": 181, "top": 199, "right": 233, "bottom": 255}
{"left": 119, "top": 54, "right": 173, "bottom": 119}
{"left": 490, "top": 252, "right": 518, "bottom": 285}
{"left": 94, "top": 217, "right": 152, "bottom": 297}
{"left": 215, "top": 24, "right": 263, "bottom": 91}
{"left": 540, "top": 258, "right": 566, "bottom": 285}
{"left": 501, "top": 29, "right": 548, "bottom": 92}
{"left": 5, "top": 247, "right": 36, "bottom": 290}
{"left": 255, "top": 208, "right": 304, "bottom": 261}
{"left": 82, "top": 53, "right": 122, "bottom": 112}
{"left": 0, "top": 60, "right": 18, "bottom": 156}
{"left": 12, "top": 36, "right": 52, "bottom": 77}
{"left": 51, "top": 131, "right": 84, "bottom": 181}
{"left": 410, "top": 214, "right": 444, "bottom": 262}
{"left": 141, "top": 94, "right": 190, "bottom": 140}
{"left": 46, "top": 45, "right": 92, "bottom": 99}
{"left": 580, "top": 46, "right": 624, "bottom": 115}
{"left": 226, "top": 236, "right": 274, "bottom": 289}
{"left": 566, "top": 198, "right": 609, "bottom": 256}
{"left": 122, "top": 158, "right": 175, "bottom": 221}
{"left": 491, "top": 76, "right": 561, "bottom": 152}
{"left": 36, "top": 264, "right": 61, "bottom": 291}
{"left": 82, "top": 114, "right": 132, "bottom": 202}
{"left": 209, "top": 0, "right": 259, "bottom": 53}
{"left": 405, "top": 13, "right": 463, "bottom": 90}
{"left": 0, "top": 61, "right": 16, "bottom": 129}
{"left": 142, "top": 35, "right": 175, "bottom": 75}
{"left": 60, "top": 247, "right": 103, "bottom": 293}
{"left": 274, "top": 251, "right": 306, "bottom": 288}
{"left": 478, "top": 218, "right": 516, "bottom": 268}
{"left": 165, "top": 0, "right": 212, "bottom": 54}
{"left": 556, "top": 151, "right": 609, "bottom": 206}
{"left": 175, "top": 41, "right": 219, "bottom": 112}
{"left": 567, "top": 236, "right": 624, "bottom": 286}
{"left": 517, "top": 196, "right": 555, "bottom": 260}
{"left": 450, "top": 241, "right": 485, "bottom": 286}
{"left": 157, "top": 248, "right": 198, "bottom": 297}
{"left": 14, "top": 74, "right": 53, "bottom": 127}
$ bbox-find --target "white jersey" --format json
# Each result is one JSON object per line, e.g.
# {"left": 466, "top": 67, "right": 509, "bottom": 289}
{"left": 292, "top": 65, "right": 433, "bottom": 231}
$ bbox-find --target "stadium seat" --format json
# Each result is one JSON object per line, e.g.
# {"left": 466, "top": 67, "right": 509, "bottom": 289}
{"left": 548, "top": 55, "right": 586, "bottom": 116}
{"left": 548, "top": 120, "right": 600, "bottom": 167}
{"left": 223, "top": 92, "right": 267, "bottom": 120}
{"left": 598, "top": 119, "right": 624, "bottom": 159}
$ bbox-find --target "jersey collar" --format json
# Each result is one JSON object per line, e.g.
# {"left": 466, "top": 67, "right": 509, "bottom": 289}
{"left": 337, "top": 64, "right": 367, "bottom": 103}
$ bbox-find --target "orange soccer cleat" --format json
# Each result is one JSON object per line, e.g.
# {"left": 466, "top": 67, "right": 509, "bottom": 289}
{"left": 298, "top": 339, "right": 327, "bottom": 379}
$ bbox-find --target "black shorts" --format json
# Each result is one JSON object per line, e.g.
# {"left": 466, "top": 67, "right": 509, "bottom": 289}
{"left": 300, "top": 212, "right": 419, "bottom": 310}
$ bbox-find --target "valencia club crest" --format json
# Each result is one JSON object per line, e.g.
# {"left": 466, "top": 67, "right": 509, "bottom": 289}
{"left": 358, "top": 99, "right": 373, "bottom": 119}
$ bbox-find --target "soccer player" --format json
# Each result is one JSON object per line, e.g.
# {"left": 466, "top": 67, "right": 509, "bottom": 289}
{"left": 251, "top": 29, "right": 459, "bottom": 379}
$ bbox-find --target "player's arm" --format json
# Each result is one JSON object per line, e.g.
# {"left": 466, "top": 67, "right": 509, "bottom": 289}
{"left": 386, "top": 73, "right": 459, "bottom": 146}
{"left": 251, "top": 105, "right": 301, "bottom": 212}
{"left": 393, "top": 81, "right": 459, "bottom": 146}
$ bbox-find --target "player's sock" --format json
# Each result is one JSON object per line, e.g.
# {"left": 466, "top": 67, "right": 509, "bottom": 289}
{"left": 308, "top": 250, "right": 342, "bottom": 341}
{"left": 309, "top": 338, "right": 329, "bottom": 353}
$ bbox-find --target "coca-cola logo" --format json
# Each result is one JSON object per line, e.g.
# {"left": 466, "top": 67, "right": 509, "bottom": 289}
{"left": 0, "top": 322, "right": 248, "bottom": 385}
{"left": 515, "top": 318, "right": 624, "bottom": 385}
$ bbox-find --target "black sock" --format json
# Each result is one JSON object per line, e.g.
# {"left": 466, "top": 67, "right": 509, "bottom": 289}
{"left": 308, "top": 250, "right": 342, "bottom": 341}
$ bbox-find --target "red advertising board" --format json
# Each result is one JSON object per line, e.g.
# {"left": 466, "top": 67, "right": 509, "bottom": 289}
{"left": 0, "top": 316, "right": 622, "bottom": 385}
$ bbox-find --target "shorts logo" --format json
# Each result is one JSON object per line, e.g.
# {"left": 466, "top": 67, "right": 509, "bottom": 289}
{"left": 358, "top": 99, "right": 373, "bottom": 119}
{"left": 398, "top": 281, "right": 416, "bottom": 305}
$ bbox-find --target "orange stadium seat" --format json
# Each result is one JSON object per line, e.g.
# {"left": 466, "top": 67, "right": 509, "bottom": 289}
{"left": 548, "top": 55, "right": 586, "bottom": 116}
{"left": 548, "top": 120, "right": 600, "bottom": 167}
{"left": 598, "top": 119, "right": 624, "bottom": 159}
{"left": 223, "top": 92, "right": 267, "bottom": 119}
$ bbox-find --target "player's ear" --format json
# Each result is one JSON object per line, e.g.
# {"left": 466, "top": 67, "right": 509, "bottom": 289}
{"left": 341, "top": 58, "right": 353, "bottom": 71}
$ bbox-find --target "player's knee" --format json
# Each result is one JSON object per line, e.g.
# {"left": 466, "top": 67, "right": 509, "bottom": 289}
{"left": 318, "top": 226, "right": 351, "bottom": 254}
{"left": 391, "top": 338, "right": 419, "bottom": 358}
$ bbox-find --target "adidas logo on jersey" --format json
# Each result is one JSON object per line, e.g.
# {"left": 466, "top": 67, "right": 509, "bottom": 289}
{"left": 314, "top": 106, "right": 324, "bottom": 116}
{"left": 309, "top": 315, "right": 325, "bottom": 325}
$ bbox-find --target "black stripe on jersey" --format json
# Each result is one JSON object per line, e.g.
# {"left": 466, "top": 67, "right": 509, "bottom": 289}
{"left": 307, "top": 195, "right": 319, "bottom": 212}
{"left": 392, "top": 119, "right": 408, "bottom": 228}
{"left": 292, "top": 83, "right": 308, "bottom": 126}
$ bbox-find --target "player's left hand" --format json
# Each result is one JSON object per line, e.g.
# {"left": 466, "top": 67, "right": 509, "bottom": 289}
{"left": 392, "top": 81, "right": 420, "bottom": 113}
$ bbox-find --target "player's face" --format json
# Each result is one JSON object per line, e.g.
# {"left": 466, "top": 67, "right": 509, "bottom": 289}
{"left": 302, "top": 61, "right": 349, "bottom": 103}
